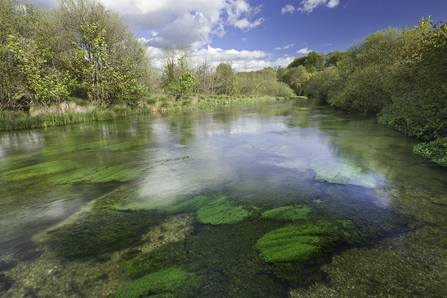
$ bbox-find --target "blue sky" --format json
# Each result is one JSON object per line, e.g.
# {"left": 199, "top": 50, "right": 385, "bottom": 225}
{"left": 26, "top": 0, "right": 447, "bottom": 71}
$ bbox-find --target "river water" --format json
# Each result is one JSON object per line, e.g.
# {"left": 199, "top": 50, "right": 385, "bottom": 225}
{"left": 0, "top": 98, "right": 446, "bottom": 297}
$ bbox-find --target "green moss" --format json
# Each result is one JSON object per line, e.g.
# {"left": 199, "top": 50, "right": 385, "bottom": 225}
{"left": 256, "top": 223, "right": 331, "bottom": 263}
{"left": 196, "top": 203, "right": 251, "bottom": 225}
{"left": 261, "top": 205, "right": 311, "bottom": 221}
{"left": 111, "top": 268, "right": 199, "bottom": 298}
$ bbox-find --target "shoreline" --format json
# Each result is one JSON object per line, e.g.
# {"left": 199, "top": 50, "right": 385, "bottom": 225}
{"left": 0, "top": 95, "right": 305, "bottom": 133}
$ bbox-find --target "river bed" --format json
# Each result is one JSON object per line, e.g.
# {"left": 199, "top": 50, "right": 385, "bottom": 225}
{"left": 0, "top": 98, "right": 446, "bottom": 297}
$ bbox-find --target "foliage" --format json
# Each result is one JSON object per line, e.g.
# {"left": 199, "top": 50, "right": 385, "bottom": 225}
{"left": 413, "top": 137, "right": 447, "bottom": 167}
{"left": 388, "top": 19, "right": 447, "bottom": 141}
{"left": 6, "top": 35, "right": 71, "bottom": 104}
{"left": 169, "top": 72, "right": 195, "bottom": 99}
{"left": 261, "top": 205, "right": 311, "bottom": 221}
{"left": 0, "top": 0, "right": 46, "bottom": 109}
{"left": 215, "top": 62, "right": 238, "bottom": 95}
{"left": 67, "top": 19, "right": 146, "bottom": 105}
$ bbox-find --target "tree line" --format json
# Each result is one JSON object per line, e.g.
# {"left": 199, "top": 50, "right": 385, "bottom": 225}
{"left": 0, "top": 0, "right": 296, "bottom": 112}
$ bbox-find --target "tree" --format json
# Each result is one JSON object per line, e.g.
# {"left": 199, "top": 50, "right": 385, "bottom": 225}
{"left": 45, "top": 0, "right": 148, "bottom": 99}
{"left": 215, "top": 62, "right": 237, "bottom": 95}
{"left": 326, "top": 50, "right": 346, "bottom": 67}
{"left": 170, "top": 72, "right": 195, "bottom": 99}
{"left": 161, "top": 43, "right": 194, "bottom": 92}
{"left": 0, "top": 0, "right": 46, "bottom": 109}
{"left": 6, "top": 35, "right": 71, "bottom": 104}
{"left": 67, "top": 19, "right": 146, "bottom": 104}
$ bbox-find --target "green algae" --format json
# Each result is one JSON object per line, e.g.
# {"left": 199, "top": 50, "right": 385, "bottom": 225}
{"left": 167, "top": 194, "right": 225, "bottom": 213}
{"left": 122, "top": 219, "right": 291, "bottom": 297}
{"left": 0, "top": 160, "right": 78, "bottom": 182}
{"left": 310, "top": 158, "right": 376, "bottom": 188}
{"left": 111, "top": 268, "right": 199, "bottom": 298}
{"left": 112, "top": 193, "right": 226, "bottom": 213}
{"left": 261, "top": 205, "right": 311, "bottom": 221}
{"left": 256, "top": 222, "right": 332, "bottom": 263}
{"left": 51, "top": 165, "right": 148, "bottom": 184}
{"left": 123, "top": 241, "right": 187, "bottom": 278}
{"left": 196, "top": 204, "right": 250, "bottom": 225}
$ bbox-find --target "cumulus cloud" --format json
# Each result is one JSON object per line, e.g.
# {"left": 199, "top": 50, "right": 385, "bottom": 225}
{"left": 298, "top": 0, "right": 340, "bottom": 13}
{"left": 234, "top": 17, "right": 265, "bottom": 31}
{"left": 281, "top": 4, "right": 295, "bottom": 14}
{"left": 28, "top": 0, "right": 264, "bottom": 50}
{"left": 274, "top": 44, "right": 294, "bottom": 50}
{"left": 296, "top": 47, "right": 311, "bottom": 54}
{"left": 148, "top": 45, "right": 293, "bottom": 72}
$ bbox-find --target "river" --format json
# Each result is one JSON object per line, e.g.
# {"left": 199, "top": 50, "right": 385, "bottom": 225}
{"left": 0, "top": 98, "right": 446, "bottom": 297}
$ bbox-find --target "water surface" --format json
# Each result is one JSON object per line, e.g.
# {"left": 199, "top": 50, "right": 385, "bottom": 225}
{"left": 1, "top": 98, "right": 446, "bottom": 297}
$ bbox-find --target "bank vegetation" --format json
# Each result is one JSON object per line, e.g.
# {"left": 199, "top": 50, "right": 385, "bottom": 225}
{"left": 0, "top": 0, "right": 296, "bottom": 129}
{"left": 280, "top": 17, "right": 447, "bottom": 167}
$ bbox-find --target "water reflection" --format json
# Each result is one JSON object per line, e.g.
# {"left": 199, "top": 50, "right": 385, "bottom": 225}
{"left": 0, "top": 98, "right": 446, "bottom": 297}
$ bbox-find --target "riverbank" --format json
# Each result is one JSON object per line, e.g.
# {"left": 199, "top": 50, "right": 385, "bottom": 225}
{"left": 0, "top": 95, "right": 305, "bottom": 132}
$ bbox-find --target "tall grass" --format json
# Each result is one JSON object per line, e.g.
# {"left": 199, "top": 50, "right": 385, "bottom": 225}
{"left": 0, "top": 107, "right": 151, "bottom": 131}
{"left": 0, "top": 96, "right": 289, "bottom": 132}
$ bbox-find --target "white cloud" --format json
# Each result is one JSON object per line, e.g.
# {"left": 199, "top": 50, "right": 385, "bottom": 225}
{"left": 298, "top": 0, "right": 340, "bottom": 13}
{"left": 242, "top": 38, "right": 247, "bottom": 41}
{"left": 234, "top": 17, "right": 265, "bottom": 32}
{"left": 34, "top": 0, "right": 265, "bottom": 50}
{"left": 281, "top": 4, "right": 295, "bottom": 15}
{"left": 148, "top": 45, "right": 295, "bottom": 72}
{"left": 327, "top": 0, "right": 340, "bottom": 8}
{"left": 274, "top": 44, "right": 294, "bottom": 50}
{"left": 296, "top": 47, "right": 311, "bottom": 54}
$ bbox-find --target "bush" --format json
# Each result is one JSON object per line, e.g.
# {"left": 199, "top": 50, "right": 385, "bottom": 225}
{"left": 413, "top": 138, "right": 447, "bottom": 167}
{"left": 146, "top": 99, "right": 157, "bottom": 105}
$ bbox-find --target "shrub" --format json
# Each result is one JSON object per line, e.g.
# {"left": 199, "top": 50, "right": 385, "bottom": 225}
{"left": 413, "top": 137, "right": 447, "bottom": 167}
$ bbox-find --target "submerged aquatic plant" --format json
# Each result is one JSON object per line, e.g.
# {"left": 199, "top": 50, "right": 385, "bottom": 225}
{"left": 111, "top": 268, "right": 199, "bottom": 298}
{"left": 196, "top": 203, "right": 251, "bottom": 225}
{"left": 261, "top": 205, "right": 311, "bottom": 221}
{"left": 256, "top": 222, "right": 331, "bottom": 263}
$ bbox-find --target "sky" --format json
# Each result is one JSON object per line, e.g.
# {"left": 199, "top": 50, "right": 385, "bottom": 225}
{"left": 24, "top": 0, "right": 447, "bottom": 71}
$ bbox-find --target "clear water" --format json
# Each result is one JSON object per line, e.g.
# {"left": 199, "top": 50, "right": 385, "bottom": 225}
{"left": 1, "top": 98, "right": 446, "bottom": 297}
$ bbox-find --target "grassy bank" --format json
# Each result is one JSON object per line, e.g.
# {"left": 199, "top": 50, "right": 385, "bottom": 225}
{"left": 0, "top": 95, "right": 302, "bottom": 132}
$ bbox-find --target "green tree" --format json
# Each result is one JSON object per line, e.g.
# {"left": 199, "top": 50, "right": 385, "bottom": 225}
{"left": 326, "top": 50, "right": 346, "bottom": 67}
{"left": 215, "top": 62, "right": 237, "bottom": 95}
{"left": 6, "top": 35, "right": 71, "bottom": 104}
{"left": 67, "top": 19, "right": 146, "bottom": 104}
{"left": 170, "top": 72, "right": 195, "bottom": 99}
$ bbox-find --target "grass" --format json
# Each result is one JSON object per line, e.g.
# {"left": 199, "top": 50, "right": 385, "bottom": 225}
{"left": 0, "top": 95, "right": 289, "bottom": 132}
